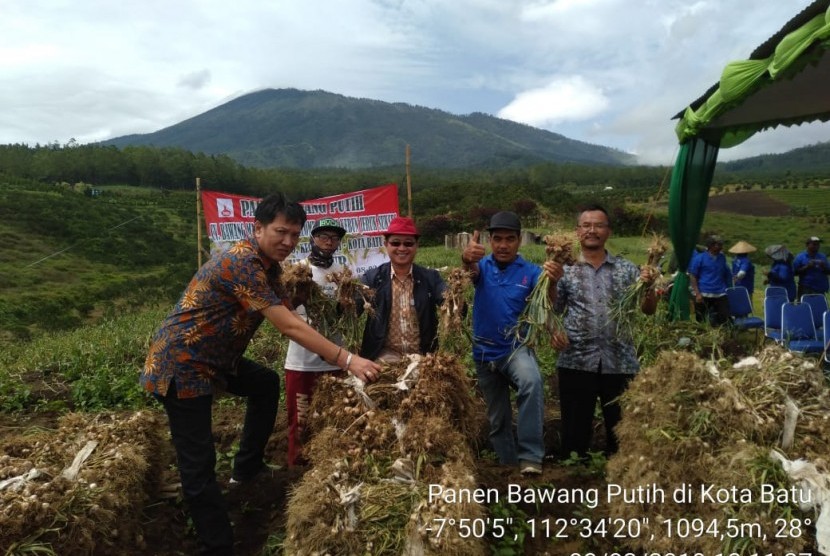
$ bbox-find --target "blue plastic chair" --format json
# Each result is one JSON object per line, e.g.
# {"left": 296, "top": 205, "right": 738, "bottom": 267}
{"left": 801, "top": 294, "right": 828, "bottom": 331}
{"left": 764, "top": 295, "right": 787, "bottom": 343}
{"left": 765, "top": 286, "right": 788, "bottom": 299}
{"left": 726, "top": 286, "right": 764, "bottom": 332}
{"left": 780, "top": 302, "right": 824, "bottom": 354}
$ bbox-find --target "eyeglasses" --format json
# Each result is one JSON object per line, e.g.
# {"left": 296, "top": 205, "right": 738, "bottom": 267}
{"left": 315, "top": 233, "right": 341, "bottom": 243}
{"left": 388, "top": 240, "right": 416, "bottom": 247}
{"left": 577, "top": 223, "right": 609, "bottom": 231}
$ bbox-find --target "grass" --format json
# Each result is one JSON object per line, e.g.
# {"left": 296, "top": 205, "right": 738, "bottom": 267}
{"left": 0, "top": 183, "right": 201, "bottom": 341}
{"left": 764, "top": 186, "right": 830, "bottom": 217}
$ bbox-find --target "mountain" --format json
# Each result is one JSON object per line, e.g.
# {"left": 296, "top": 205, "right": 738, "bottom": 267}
{"left": 102, "top": 88, "right": 636, "bottom": 169}
{"left": 720, "top": 141, "right": 830, "bottom": 173}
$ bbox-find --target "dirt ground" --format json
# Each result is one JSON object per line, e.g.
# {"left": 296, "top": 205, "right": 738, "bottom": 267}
{"left": 0, "top": 381, "right": 615, "bottom": 556}
{"left": 125, "top": 400, "right": 609, "bottom": 556}
{"left": 706, "top": 190, "right": 791, "bottom": 216}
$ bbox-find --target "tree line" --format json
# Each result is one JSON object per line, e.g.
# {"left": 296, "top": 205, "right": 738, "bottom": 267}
{"left": 1, "top": 140, "right": 819, "bottom": 241}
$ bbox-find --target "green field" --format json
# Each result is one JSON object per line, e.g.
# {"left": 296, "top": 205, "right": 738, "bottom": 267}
{"left": 765, "top": 186, "right": 830, "bottom": 217}
{"left": 0, "top": 183, "right": 201, "bottom": 339}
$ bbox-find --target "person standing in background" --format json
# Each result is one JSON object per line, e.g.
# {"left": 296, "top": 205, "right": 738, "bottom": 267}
{"left": 728, "top": 240, "right": 756, "bottom": 296}
{"left": 764, "top": 245, "right": 797, "bottom": 301}
{"left": 793, "top": 236, "right": 829, "bottom": 298}
{"left": 689, "top": 235, "right": 732, "bottom": 326}
{"left": 283, "top": 218, "right": 348, "bottom": 468}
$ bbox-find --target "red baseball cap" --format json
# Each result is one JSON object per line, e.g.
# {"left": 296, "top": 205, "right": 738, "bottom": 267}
{"left": 384, "top": 216, "right": 419, "bottom": 238}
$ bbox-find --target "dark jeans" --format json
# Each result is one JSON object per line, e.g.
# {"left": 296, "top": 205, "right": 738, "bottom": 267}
{"left": 558, "top": 366, "right": 631, "bottom": 458}
{"left": 156, "top": 359, "right": 280, "bottom": 555}
{"left": 694, "top": 295, "right": 730, "bottom": 327}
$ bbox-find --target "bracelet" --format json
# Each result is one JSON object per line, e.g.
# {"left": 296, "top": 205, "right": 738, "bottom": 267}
{"left": 345, "top": 352, "right": 353, "bottom": 371}
{"left": 334, "top": 346, "right": 343, "bottom": 366}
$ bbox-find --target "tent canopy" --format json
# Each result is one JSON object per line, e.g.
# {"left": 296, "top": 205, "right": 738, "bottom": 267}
{"left": 674, "top": 0, "right": 830, "bottom": 149}
{"left": 667, "top": 0, "right": 830, "bottom": 319}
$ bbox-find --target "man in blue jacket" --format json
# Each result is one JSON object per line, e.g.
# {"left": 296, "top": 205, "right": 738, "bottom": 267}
{"left": 689, "top": 235, "right": 732, "bottom": 326}
{"left": 793, "top": 236, "right": 829, "bottom": 298}
{"left": 461, "top": 211, "right": 562, "bottom": 475}
{"left": 360, "top": 217, "right": 446, "bottom": 362}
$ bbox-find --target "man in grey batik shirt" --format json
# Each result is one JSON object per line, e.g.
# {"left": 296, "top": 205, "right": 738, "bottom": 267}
{"left": 551, "top": 204, "right": 657, "bottom": 459}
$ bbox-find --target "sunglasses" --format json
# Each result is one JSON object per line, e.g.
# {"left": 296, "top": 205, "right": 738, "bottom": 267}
{"left": 388, "top": 240, "right": 416, "bottom": 247}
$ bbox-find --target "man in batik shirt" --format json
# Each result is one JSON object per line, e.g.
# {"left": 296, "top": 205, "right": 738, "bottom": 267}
{"left": 359, "top": 216, "right": 446, "bottom": 362}
{"left": 551, "top": 204, "right": 657, "bottom": 459}
{"left": 141, "top": 193, "right": 380, "bottom": 556}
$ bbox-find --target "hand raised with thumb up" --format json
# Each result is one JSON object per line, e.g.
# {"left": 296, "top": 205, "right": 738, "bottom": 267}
{"left": 462, "top": 230, "right": 486, "bottom": 266}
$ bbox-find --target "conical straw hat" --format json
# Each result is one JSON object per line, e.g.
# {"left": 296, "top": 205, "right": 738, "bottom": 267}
{"left": 728, "top": 240, "right": 756, "bottom": 254}
{"left": 764, "top": 244, "right": 790, "bottom": 261}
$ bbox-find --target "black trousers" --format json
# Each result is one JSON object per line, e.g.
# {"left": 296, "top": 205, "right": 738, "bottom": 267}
{"left": 558, "top": 366, "right": 631, "bottom": 458}
{"left": 694, "top": 295, "right": 730, "bottom": 327}
{"left": 156, "top": 359, "right": 280, "bottom": 555}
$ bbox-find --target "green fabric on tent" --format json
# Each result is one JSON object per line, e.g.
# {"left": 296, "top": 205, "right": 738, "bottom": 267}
{"left": 667, "top": 137, "right": 720, "bottom": 320}
{"left": 675, "top": 10, "right": 830, "bottom": 147}
{"left": 769, "top": 10, "right": 830, "bottom": 77}
{"left": 719, "top": 58, "right": 770, "bottom": 102}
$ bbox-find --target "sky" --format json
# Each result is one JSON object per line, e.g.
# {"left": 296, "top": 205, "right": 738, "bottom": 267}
{"left": 3, "top": 0, "right": 829, "bottom": 165}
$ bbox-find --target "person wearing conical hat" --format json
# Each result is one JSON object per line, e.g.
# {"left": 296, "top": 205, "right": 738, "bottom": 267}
{"left": 764, "top": 244, "right": 796, "bottom": 301}
{"left": 728, "top": 240, "right": 756, "bottom": 296}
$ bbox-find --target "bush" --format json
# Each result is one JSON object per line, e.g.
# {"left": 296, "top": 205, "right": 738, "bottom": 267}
{"left": 417, "top": 214, "right": 463, "bottom": 246}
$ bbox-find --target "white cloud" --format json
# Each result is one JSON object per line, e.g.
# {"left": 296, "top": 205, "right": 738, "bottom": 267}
{"left": 498, "top": 77, "right": 610, "bottom": 127}
{"left": 178, "top": 70, "right": 212, "bottom": 91}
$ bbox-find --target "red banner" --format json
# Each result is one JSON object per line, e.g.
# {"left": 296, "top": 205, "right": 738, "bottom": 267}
{"left": 201, "top": 184, "right": 400, "bottom": 244}
{"left": 201, "top": 184, "right": 400, "bottom": 275}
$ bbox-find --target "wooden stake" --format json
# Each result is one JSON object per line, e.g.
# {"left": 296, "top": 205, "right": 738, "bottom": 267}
{"left": 196, "top": 177, "right": 203, "bottom": 268}
{"left": 405, "top": 144, "right": 412, "bottom": 217}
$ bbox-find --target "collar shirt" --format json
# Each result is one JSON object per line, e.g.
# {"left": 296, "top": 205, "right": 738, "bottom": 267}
{"left": 141, "top": 237, "right": 283, "bottom": 398}
{"left": 554, "top": 252, "right": 640, "bottom": 374}
{"left": 383, "top": 265, "right": 420, "bottom": 358}
{"left": 793, "top": 250, "right": 830, "bottom": 293}
{"left": 471, "top": 254, "right": 542, "bottom": 361}
{"left": 689, "top": 250, "right": 731, "bottom": 296}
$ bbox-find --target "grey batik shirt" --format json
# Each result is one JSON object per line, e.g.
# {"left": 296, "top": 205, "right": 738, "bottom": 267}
{"left": 553, "top": 252, "right": 641, "bottom": 375}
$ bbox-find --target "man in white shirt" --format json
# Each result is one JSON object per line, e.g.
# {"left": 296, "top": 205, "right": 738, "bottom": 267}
{"left": 283, "top": 218, "right": 347, "bottom": 467}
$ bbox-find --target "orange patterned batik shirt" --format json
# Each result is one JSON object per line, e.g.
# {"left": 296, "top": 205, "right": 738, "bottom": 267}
{"left": 140, "top": 237, "right": 283, "bottom": 398}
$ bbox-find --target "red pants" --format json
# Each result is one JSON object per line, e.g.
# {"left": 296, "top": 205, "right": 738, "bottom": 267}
{"left": 284, "top": 369, "right": 341, "bottom": 467}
